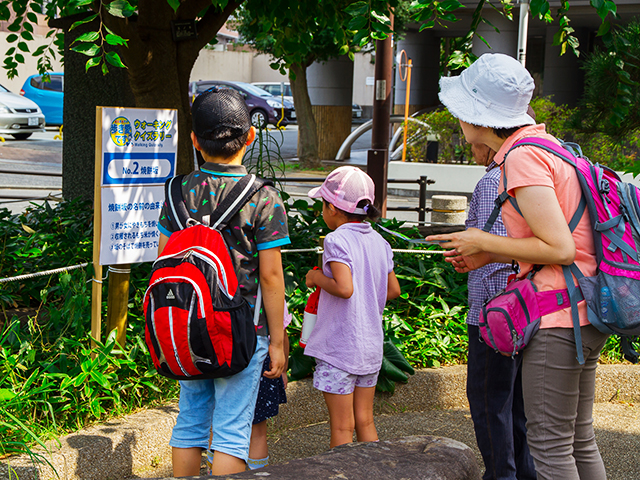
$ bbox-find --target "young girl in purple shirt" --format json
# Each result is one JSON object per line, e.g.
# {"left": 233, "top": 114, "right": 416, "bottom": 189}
{"left": 304, "top": 166, "right": 401, "bottom": 448}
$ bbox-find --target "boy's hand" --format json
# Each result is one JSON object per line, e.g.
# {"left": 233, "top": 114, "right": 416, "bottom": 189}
{"left": 263, "top": 343, "right": 285, "bottom": 379}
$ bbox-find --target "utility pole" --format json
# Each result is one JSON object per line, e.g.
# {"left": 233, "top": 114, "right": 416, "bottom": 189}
{"left": 367, "top": 14, "right": 394, "bottom": 217}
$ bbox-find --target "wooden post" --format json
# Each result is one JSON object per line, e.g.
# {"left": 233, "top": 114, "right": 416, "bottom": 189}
{"left": 106, "top": 265, "right": 131, "bottom": 348}
{"left": 91, "top": 107, "right": 103, "bottom": 348}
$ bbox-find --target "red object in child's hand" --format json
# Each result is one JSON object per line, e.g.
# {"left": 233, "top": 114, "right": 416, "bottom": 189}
{"left": 305, "top": 287, "right": 321, "bottom": 314}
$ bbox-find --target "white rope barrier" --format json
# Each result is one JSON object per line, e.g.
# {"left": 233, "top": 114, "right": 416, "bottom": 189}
{"left": 0, "top": 262, "right": 89, "bottom": 284}
{"left": 0, "top": 244, "right": 446, "bottom": 284}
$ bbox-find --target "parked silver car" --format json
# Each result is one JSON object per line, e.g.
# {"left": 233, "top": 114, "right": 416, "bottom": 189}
{"left": 0, "top": 83, "right": 45, "bottom": 139}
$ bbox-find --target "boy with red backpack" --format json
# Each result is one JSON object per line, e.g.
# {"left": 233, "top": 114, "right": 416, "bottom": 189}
{"left": 155, "top": 87, "right": 290, "bottom": 476}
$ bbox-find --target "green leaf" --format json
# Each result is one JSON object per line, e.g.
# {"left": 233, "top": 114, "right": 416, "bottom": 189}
{"left": 383, "top": 341, "right": 415, "bottom": 375}
{"left": 597, "top": 20, "right": 611, "bottom": 36}
{"left": 17, "top": 42, "right": 29, "bottom": 53}
{"left": 15, "top": 53, "right": 24, "bottom": 64}
{"left": 375, "top": 374, "right": 395, "bottom": 393}
{"left": 347, "top": 15, "right": 368, "bottom": 31}
{"left": 20, "top": 31, "right": 34, "bottom": 41}
{"left": 101, "top": 62, "right": 109, "bottom": 75}
{"left": 85, "top": 57, "right": 101, "bottom": 72}
{"left": 344, "top": 1, "right": 369, "bottom": 16}
{"left": 439, "top": 0, "right": 463, "bottom": 11}
{"left": 380, "top": 356, "right": 409, "bottom": 383}
{"left": 7, "top": 19, "right": 21, "bottom": 32}
{"left": 167, "top": 0, "right": 180, "bottom": 13}
{"left": 106, "top": 0, "right": 137, "bottom": 18}
{"left": 105, "top": 51, "right": 126, "bottom": 68}
{"left": 69, "top": 13, "right": 99, "bottom": 31}
{"left": 0, "top": 389, "right": 15, "bottom": 401}
{"left": 26, "top": 12, "right": 37, "bottom": 23}
{"left": 6, "top": 33, "right": 18, "bottom": 43}
{"left": 105, "top": 34, "right": 128, "bottom": 46}
{"left": 73, "top": 31, "right": 100, "bottom": 43}
{"left": 71, "top": 43, "right": 100, "bottom": 56}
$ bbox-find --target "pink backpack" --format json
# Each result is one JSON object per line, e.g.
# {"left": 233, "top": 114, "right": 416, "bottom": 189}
{"left": 481, "top": 138, "right": 640, "bottom": 364}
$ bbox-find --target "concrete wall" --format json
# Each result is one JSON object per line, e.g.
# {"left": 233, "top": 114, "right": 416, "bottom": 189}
{"left": 189, "top": 49, "right": 254, "bottom": 83}
{"left": 0, "top": 32, "right": 64, "bottom": 94}
{"left": 353, "top": 52, "right": 375, "bottom": 111}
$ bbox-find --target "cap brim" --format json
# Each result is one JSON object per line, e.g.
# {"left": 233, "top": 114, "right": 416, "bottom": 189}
{"left": 439, "top": 76, "right": 535, "bottom": 129}
{"left": 308, "top": 186, "right": 322, "bottom": 199}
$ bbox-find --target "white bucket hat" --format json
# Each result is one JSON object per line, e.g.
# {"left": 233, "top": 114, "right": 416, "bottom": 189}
{"left": 439, "top": 53, "right": 535, "bottom": 129}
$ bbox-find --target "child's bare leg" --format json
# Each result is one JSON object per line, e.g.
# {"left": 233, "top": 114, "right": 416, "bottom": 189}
{"left": 353, "top": 386, "right": 378, "bottom": 442}
{"left": 210, "top": 450, "right": 246, "bottom": 475}
{"left": 323, "top": 391, "right": 355, "bottom": 448}
{"left": 248, "top": 420, "right": 269, "bottom": 469}
{"left": 172, "top": 447, "right": 203, "bottom": 477}
{"left": 249, "top": 420, "right": 268, "bottom": 458}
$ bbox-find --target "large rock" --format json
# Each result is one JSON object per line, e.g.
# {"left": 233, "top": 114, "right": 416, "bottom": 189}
{"left": 150, "top": 436, "right": 481, "bottom": 480}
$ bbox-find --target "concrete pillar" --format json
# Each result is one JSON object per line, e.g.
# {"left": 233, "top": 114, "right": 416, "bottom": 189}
{"left": 431, "top": 195, "right": 467, "bottom": 225}
{"left": 394, "top": 31, "right": 440, "bottom": 116}
{"left": 307, "top": 56, "right": 354, "bottom": 160}
{"left": 471, "top": 9, "right": 518, "bottom": 58}
{"left": 541, "top": 27, "right": 589, "bottom": 107}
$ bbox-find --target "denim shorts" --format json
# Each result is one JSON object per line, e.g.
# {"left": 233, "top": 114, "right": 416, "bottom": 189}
{"left": 313, "top": 359, "right": 379, "bottom": 395}
{"left": 169, "top": 335, "right": 269, "bottom": 461}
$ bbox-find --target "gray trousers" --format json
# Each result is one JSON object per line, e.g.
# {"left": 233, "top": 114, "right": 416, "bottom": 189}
{"left": 522, "top": 325, "right": 609, "bottom": 480}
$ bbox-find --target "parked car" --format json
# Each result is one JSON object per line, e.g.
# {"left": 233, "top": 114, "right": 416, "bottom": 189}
{"left": 20, "top": 73, "right": 64, "bottom": 125}
{"left": 189, "top": 80, "right": 295, "bottom": 128}
{"left": 0, "top": 83, "right": 45, "bottom": 140}
{"left": 251, "top": 81, "right": 294, "bottom": 105}
{"left": 352, "top": 103, "right": 363, "bottom": 119}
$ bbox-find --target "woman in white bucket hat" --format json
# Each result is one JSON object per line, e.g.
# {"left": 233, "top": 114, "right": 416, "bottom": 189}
{"left": 428, "top": 53, "right": 608, "bottom": 480}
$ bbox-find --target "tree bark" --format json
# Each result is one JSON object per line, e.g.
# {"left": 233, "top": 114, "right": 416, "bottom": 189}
{"left": 290, "top": 62, "right": 321, "bottom": 170}
{"left": 103, "top": 0, "right": 241, "bottom": 175}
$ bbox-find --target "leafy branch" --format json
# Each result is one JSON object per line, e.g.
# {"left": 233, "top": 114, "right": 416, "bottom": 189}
{"left": 69, "top": 0, "right": 130, "bottom": 74}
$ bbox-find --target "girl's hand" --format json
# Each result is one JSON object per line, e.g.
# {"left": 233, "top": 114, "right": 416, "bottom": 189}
{"left": 426, "top": 228, "right": 486, "bottom": 257}
{"left": 305, "top": 269, "right": 318, "bottom": 288}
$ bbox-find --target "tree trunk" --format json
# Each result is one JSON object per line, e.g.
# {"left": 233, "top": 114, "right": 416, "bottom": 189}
{"left": 104, "top": 0, "right": 240, "bottom": 175}
{"left": 290, "top": 62, "right": 321, "bottom": 170}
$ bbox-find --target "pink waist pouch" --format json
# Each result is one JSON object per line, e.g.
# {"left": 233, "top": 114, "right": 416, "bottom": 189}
{"left": 479, "top": 278, "right": 571, "bottom": 356}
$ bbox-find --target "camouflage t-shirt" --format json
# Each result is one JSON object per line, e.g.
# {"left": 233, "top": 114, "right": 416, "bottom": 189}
{"left": 157, "top": 162, "right": 290, "bottom": 336}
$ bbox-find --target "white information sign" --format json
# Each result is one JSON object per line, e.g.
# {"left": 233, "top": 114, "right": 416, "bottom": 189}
{"left": 99, "top": 107, "right": 177, "bottom": 265}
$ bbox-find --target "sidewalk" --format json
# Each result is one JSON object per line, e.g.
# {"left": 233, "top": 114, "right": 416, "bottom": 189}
{"left": 2, "top": 364, "right": 638, "bottom": 480}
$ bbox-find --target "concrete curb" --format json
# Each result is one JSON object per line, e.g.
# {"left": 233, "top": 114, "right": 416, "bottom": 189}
{"left": 2, "top": 364, "right": 638, "bottom": 480}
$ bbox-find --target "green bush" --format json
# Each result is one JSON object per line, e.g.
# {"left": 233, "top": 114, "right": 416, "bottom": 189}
{"left": 405, "top": 109, "right": 472, "bottom": 164}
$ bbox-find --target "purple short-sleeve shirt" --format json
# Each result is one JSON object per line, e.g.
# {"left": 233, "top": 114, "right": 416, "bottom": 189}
{"left": 303, "top": 222, "right": 394, "bottom": 375}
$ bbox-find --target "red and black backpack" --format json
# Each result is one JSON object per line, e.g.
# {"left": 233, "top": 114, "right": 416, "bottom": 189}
{"left": 144, "top": 173, "right": 271, "bottom": 380}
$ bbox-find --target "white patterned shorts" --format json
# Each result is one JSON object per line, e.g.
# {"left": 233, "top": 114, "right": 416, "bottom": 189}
{"left": 313, "top": 359, "right": 379, "bottom": 395}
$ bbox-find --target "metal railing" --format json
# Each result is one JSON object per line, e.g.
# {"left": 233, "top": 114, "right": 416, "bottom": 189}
{"left": 0, "top": 166, "right": 435, "bottom": 223}
{"left": 280, "top": 175, "right": 435, "bottom": 223}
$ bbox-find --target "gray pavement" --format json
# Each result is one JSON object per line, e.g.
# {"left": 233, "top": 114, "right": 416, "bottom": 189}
{"left": 2, "top": 365, "right": 638, "bottom": 480}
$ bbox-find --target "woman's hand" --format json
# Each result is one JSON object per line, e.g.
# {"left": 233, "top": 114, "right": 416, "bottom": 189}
{"left": 426, "top": 228, "right": 486, "bottom": 257}
{"left": 443, "top": 249, "right": 492, "bottom": 273}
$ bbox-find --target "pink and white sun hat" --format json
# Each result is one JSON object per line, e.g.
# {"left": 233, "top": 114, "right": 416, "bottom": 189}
{"left": 439, "top": 53, "right": 536, "bottom": 129}
{"left": 308, "top": 166, "right": 375, "bottom": 215}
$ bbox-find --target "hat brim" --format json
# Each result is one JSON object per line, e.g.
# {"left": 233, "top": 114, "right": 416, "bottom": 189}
{"left": 439, "top": 76, "right": 535, "bottom": 129}
{"left": 308, "top": 186, "right": 323, "bottom": 199}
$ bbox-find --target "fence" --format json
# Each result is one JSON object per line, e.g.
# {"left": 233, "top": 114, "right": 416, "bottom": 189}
{"left": 0, "top": 168, "right": 436, "bottom": 224}
{"left": 280, "top": 175, "right": 435, "bottom": 223}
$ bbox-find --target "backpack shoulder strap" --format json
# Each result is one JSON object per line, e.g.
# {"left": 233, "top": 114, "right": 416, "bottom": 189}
{"left": 210, "top": 174, "right": 274, "bottom": 230}
{"left": 165, "top": 174, "right": 191, "bottom": 231}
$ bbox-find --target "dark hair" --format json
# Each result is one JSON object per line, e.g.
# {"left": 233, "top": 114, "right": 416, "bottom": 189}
{"left": 323, "top": 199, "right": 381, "bottom": 222}
{"left": 195, "top": 130, "right": 250, "bottom": 158}
{"left": 492, "top": 126, "right": 527, "bottom": 139}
